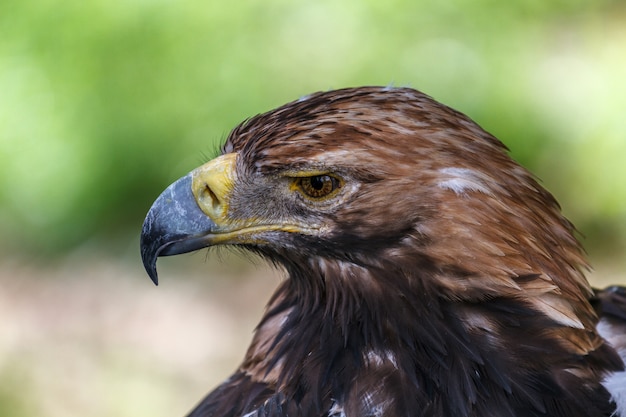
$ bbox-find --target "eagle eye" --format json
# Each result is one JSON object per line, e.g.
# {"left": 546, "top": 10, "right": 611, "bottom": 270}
{"left": 295, "top": 175, "right": 342, "bottom": 199}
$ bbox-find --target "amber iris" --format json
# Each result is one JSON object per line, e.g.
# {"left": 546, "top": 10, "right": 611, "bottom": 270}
{"left": 297, "top": 175, "right": 341, "bottom": 198}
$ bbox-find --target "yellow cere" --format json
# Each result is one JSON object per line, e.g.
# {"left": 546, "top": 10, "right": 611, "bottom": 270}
{"left": 191, "top": 153, "right": 238, "bottom": 220}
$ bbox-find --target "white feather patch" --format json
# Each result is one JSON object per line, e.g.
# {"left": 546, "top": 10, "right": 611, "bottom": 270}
{"left": 365, "top": 349, "right": 399, "bottom": 368}
{"left": 328, "top": 400, "right": 346, "bottom": 417}
{"left": 603, "top": 365, "right": 626, "bottom": 417}
{"left": 437, "top": 167, "right": 493, "bottom": 196}
{"left": 361, "top": 391, "right": 388, "bottom": 417}
{"left": 598, "top": 318, "right": 626, "bottom": 416}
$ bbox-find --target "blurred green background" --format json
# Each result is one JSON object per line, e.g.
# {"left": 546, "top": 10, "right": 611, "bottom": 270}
{"left": 1, "top": 1, "right": 625, "bottom": 416}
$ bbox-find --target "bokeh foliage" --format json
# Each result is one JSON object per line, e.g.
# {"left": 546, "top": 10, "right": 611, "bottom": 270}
{"left": 1, "top": 0, "right": 625, "bottom": 259}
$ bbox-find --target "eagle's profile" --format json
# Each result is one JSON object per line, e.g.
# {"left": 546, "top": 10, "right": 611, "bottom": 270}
{"left": 140, "top": 87, "right": 626, "bottom": 417}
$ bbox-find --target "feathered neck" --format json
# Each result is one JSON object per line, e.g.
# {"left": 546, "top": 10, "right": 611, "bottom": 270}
{"left": 239, "top": 256, "right": 621, "bottom": 417}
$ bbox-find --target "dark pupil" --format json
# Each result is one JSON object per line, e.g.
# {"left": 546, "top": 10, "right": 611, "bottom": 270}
{"left": 310, "top": 175, "right": 328, "bottom": 190}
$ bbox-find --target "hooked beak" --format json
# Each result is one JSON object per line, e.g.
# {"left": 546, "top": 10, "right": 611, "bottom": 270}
{"left": 140, "top": 173, "right": 216, "bottom": 285}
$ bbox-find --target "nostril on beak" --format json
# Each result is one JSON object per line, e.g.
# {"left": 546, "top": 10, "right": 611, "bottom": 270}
{"left": 199, "top": 183, "right": 221, "bottom": 212}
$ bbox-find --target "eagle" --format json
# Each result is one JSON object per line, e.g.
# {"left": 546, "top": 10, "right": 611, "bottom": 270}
{"left": 140, "top": 87, "right": 626, "bottom": 417}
